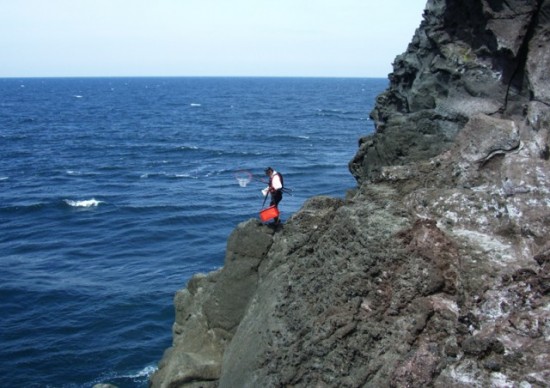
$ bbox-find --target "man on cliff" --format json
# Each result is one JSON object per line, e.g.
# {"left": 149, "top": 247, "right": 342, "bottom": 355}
{"left": 262, "top": 167, "right": 283, "bottom": 224}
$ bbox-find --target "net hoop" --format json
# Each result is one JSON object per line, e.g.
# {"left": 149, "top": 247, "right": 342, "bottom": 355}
{"left": 234, "top": 170, "right": 253, "bottom": 187}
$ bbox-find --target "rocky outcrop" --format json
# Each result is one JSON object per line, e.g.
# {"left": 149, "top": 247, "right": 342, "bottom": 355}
{"left": 150, "top": 221, "right": 275, "bottom": 387}
{"left": 152, "top": 0, "right": 550, "bottom": 386}
{"left": 349, "top": 0, "right": 550, "bottom": 184}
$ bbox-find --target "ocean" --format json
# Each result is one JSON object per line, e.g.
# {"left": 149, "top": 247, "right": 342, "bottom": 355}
{"left": 0, "top": 77, "right": 385, "bottom": 387}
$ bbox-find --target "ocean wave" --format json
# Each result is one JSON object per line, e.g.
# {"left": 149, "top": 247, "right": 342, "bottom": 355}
{"left": 0, "top": 176, "right": 8, "bottom": 181}
{"left": 317, "top": 108, "right": 350, "bottom": 114}
{"left": 66, "top": 169, "right": 102, "bottom": 178}
{"left": 262, "top": 134, "right": 313, "bottom": 143}
{"left": 93, "top": 364, "right": 157, "bottom": 387}
{"left": 162, "top": 144, "right": 266, "bottom": 158}
{"left": 140, "top": 172, "right": 197, "bottom": 179}
{"left": 64, "top": 198, "right": 103, "bottom": 208}
{"left": 2, "top": 198, "right": 108, "bottom": 213}
{"left": 312, "top": 108, "right": 368, "bottom": 121}
{"left": 129, "top": 364, "right": 157, "bottom": 378}
{"left": 0, "top": 202, "right": 47, "bottom": 213}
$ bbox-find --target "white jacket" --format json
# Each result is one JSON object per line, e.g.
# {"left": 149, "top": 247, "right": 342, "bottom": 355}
{"left": 262, "top": 170, "right": 282, "bottom": 195}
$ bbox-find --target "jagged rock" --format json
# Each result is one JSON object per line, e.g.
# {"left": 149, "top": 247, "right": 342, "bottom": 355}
{"left": 150, "top": 220, "right": 275, "bottom": 387}
{"left": 152, "top": 0, "right": 550, "bottom": 386}
{"left": 454, "top": 114, "right": 520, "bottom": 164}
{"left": 349, "top": 0, "right": 544, "bottom": 184}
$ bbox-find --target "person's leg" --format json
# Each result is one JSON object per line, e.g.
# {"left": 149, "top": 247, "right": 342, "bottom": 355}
{"left": 270, "top": 191, "right": 283, "bottom": 224}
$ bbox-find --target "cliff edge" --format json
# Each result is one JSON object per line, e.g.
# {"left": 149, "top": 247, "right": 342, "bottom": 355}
{"left": 152, "top": 0, "right": 550, "bottom": 386}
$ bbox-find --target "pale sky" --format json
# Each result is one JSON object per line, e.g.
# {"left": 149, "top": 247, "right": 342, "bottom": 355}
{"left": 0, "top": 0, "right": 426, "bottom": 78}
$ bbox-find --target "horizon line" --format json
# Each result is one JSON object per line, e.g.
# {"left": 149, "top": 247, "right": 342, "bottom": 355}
{"left": 0, "top": 74, "right": 390, "bottom": 80}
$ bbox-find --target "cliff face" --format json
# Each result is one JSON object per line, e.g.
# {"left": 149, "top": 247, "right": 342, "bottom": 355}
{"left": 350, "top": 0, "right": 550, "bottom": 183}
{"left": 152, "top": 0, "right": 550, "bottom": 386}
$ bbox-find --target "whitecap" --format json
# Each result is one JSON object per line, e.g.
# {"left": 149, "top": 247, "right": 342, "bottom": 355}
{"left": 190, "top": 103, "right": 201, "bottom": 107}
{"left": 73, "top": 95, "right": 83, "bottom": 98}
{"left": 0, "top": 176, "right": 8, "bottom": 181}
{"left": 131, "top": 365, "right": 157, "bottom": 378}
{"left": 92, "top": 364, "right": 157, "bottom": 387}
{"left": 64, "top": 198, "right": 103, "bottom": 207}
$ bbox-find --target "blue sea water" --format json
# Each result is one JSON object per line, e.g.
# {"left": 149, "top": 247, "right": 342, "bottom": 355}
{"left": 0, "top": 77, "right": 385, "bottom": 387}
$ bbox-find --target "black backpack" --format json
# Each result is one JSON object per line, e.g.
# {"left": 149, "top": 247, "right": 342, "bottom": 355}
{"left": 276, "top": 172, "right": 284, "bottom": 188}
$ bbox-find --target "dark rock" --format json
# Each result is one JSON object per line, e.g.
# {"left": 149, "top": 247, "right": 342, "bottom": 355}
{"left": 534, "top": 244, "right": 550, "bottom": 265}
{"left": 483, "top": 358, "right": 502, "bottom": 372}
{"left": 203, "top": 220, "right": 274, "bottom": 332}
{"left": 349, "top": 0, "right": 543, "bottom": 184}
{"left": 150, "top": 220, "right": 274, "bottom": 387}
{"left": 461, "top": 336, "right": 504, "bottom": 357}
{"left": 461, "top": 336, "right": 492, "bottom": 356}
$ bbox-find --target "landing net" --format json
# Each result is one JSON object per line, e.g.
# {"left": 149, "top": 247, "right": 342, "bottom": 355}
{"left": 234, "top": 170, "right": 253, "bottom": 187}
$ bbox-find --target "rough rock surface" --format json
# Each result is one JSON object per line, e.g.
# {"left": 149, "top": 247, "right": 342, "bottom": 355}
{"left": 152, "top": 0, "right": 550, "bottom": 386}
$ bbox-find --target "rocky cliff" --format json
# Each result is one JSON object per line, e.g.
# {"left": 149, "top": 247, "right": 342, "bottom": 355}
{"left": 151, "top": 0, "right": 550, "bottom": 386}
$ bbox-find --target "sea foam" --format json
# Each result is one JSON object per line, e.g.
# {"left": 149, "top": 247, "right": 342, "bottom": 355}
{"left": 64, "top": 198, "right": 103, "bottom": 208}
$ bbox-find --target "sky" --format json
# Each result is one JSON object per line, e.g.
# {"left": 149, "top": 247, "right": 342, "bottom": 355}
{"left": 0, "top": 0, "right": 427, "bottom": 78}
